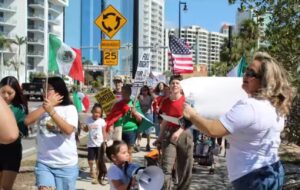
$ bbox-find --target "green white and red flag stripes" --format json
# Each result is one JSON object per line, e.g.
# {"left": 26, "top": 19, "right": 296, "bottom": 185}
{"left": 48, "top": 34, "right": 84, "bottom": 82}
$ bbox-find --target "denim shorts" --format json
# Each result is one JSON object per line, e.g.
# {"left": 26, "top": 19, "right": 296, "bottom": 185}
{"left": 122, "top": 130, "right": 137, "bottom": 146}
{"left": 35, "top": 162, "right": 79, "bottom": 190}
{"left": 232, "top": 161, "right": 284, "bottom": 190}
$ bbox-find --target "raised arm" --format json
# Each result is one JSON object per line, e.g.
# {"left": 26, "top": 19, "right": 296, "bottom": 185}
{"left": 0, "top": 97, "right": 19, "bottom": 144}
{"left": 183, "top": 104, "right": 229, "bottom": 137}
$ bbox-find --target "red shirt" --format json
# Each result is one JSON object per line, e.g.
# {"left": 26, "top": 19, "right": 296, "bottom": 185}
{"left": 160, "top": 95, "right": 185, "bottom": 128}
{"left": 152, "top": 96, "right": 164, "bottom": 114}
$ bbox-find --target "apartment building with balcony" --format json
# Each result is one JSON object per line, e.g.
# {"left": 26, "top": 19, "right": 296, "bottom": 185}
{"left": 0, "top": 0, "right": 27, "bottom": 81}
{"left": 27, "top": 0, "right": 67, "bottom": 77}
{"left": 164, "top": 25, "right": 226, "bottom": 74}
{"left": 0, "top": 0, "right": 67, "bottom": 83}
{"left": 139, "top": 0, "right": 165, "bottom": 73}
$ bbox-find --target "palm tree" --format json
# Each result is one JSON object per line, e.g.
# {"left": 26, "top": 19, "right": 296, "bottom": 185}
{"left": 239, "top": 19, "right": 259, "bottom": 51}
{"left": 0, "top": 35, "right": 13, "bottom": 79}
{"left": 10, "top": 35, "right": 27, "bottom": 81}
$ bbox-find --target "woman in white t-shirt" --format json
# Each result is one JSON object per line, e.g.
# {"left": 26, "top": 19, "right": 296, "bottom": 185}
{"left": 25, "top": 76, "right": 79, "bottom": 190}
{"left": 183, "top": 52, "right": 296, "bottom": 190}
{"left": 83, "top": 103, "right": 106, "bottom": 180}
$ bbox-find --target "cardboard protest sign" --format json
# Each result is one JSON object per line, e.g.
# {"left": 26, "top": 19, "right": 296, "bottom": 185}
{"left": 94, "top": 88, "right": 116, "bottom": 113}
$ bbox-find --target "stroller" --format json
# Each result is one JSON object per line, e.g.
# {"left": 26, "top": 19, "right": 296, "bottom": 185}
{"left": 192, "top": 129, "right": 217, "bottom": 173}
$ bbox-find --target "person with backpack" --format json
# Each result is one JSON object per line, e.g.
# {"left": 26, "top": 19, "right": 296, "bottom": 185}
{"left": 0, "top": 76, "right": 28, "bottom": 190}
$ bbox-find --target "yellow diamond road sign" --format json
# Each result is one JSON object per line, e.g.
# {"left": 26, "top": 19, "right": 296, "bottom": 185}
{"left": 94, "top": 5, "right": 127, "bottom": 39}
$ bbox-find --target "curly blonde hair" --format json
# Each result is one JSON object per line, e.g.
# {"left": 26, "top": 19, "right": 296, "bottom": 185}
{"left": 252, "top": 52, "right": 296, "bottom": 116}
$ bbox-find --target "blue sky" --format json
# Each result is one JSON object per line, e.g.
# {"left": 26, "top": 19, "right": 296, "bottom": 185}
{"left": 165, "top": 0, "right": 239, "bottom": 32}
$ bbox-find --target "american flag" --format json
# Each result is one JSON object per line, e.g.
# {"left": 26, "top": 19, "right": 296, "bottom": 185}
{"left": 169, "top": 35, "right": 194, "bottom": 74}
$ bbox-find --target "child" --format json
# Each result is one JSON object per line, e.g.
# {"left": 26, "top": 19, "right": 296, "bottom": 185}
{"left": 0, "top": 76, "right": 28, "bottom": 190}
{"left": 97, "top": 140, "right": 134, "bottom": 190}
{"left": 83, "top": 103, "right": 106, "bottom": 180}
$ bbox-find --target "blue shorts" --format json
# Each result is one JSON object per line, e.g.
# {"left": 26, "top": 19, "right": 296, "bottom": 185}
{"left": 35, "top": 162, "right": 79, "bottom": 190}
{"left": 232, "top": 161, "right": 284, "bottom": 190}
{"left": 122, "top": 130, "right": 137, "bottom": 146}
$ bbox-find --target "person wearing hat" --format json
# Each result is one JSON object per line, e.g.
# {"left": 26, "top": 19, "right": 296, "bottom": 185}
{"left": 111, "top": 76, "right": 124, "bottom": 141}
{"left": 113, "top": 76, "right": 123, "bottom": 102}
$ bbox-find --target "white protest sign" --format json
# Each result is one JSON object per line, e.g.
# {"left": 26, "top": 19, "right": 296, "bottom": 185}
{"left": 181, "top": 77, "right": 248, "bottom": 119}
{"left": 132, "top": 51, "right": 151, "bottom": 97}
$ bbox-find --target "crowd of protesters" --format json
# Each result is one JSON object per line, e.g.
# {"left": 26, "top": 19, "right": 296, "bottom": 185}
{"left": 0, "top": 51, "right": 296, "bottom": 190}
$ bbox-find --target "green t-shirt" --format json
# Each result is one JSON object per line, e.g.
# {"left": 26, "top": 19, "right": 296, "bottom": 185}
{"left": 115, "top": 99, "right": 143, "bottom": 132}
{"left": 10, "top": 104, "right": 28, "bottom": 137}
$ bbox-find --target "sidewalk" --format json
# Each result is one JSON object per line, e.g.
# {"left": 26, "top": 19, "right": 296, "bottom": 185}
{"left": 76, "top": 135, "right": 154, "bottom": 190}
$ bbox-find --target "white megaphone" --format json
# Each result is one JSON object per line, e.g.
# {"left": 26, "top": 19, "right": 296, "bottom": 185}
{"left": 125, "top": 163, "right": 164, "bottom": 190}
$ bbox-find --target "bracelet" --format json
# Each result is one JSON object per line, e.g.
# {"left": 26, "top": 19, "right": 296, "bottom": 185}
{"left": 49, "top": 110, "right": 56, "bottom": 117}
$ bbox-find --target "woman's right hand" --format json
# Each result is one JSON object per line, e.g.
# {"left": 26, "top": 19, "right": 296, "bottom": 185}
{"left": 43, "top": 93, "right": 63, "bottom": 113}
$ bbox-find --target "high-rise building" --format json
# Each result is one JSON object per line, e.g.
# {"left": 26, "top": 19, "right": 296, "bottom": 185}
{"left": 0, "top": 0, "right": 67, "bottom": 83}
{"left": 165, "top": 25, "right": 226, "bottom": 74}
{"left": 65, "top": 0, "right": 135, "bottom": 78}
{"left": 220, "top": 24, "right": 230, "bottom": 36}
{"left": 27, "top": 0, "right": 67, "bottom": 77}
{"left": 139, "top": 0, "right": 165, "bottom": 73}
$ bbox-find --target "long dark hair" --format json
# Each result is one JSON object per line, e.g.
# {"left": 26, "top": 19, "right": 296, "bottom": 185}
{"left": 0, "top": 76, "right": 28, "bottom": 113}
{"left": 47, "top": 76, "right": 72, "bottom": 106}
{"left": 154, "top": 82, "right": 168, "bottom": 95}
{"left": 139, "top": 85, "right": 151, "bottom": 97}
{"left": 97, "top": 140, "right": 127, "bottom": 184}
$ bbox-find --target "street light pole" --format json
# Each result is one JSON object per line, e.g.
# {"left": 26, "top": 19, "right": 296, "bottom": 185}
{"left": 178, "top": 1, "right": 187, "bottom": 38}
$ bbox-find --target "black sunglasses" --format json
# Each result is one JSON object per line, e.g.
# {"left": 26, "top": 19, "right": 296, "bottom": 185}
{"left": 244, "top": 68, "right": 261, "bottom": 79}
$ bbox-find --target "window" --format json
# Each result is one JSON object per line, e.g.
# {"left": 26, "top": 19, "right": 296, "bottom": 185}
{"left": 27, "top": 57, "right": 35, "bottom": 70}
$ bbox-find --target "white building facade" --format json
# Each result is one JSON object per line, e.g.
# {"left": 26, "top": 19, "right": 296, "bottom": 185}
{"left": 0, "top": 0, "right": 67, "bottom": 83}
{"left": 138, "top": 0, "right": 165, "bottom": 73}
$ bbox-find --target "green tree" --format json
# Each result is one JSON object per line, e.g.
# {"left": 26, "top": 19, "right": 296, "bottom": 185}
{"left": 228, "top": 0, "right": 300, "bottom": 145}
{"left": 210, "top": 61, "right": 228, "bottom": 76}
{"left": 0, "top": 35, "right": 12, "bottom": 78}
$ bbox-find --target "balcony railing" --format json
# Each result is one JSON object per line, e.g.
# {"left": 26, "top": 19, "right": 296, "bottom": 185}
{"left": 28, "top": 13, "right": 45, "bottom": 20}
{"left": 27, "top": 50, "right": 44, "bottom": 56}
{"left": 29, "top": 0, "right": 44, "bottom": 6}
{"left": 28, "top": 25, "right": 44, "bottom": 31}
{"left": 27, "top": 38, "right": 44, "bottom": 44}
{"left": 0, "top": 3, "right": 17, "bottom": 12}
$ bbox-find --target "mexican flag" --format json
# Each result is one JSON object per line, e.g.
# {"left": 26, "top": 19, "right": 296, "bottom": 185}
{"left": 48, "top": 34, "right": 84, "bottom": 82}
{"left": 226, "top": 55, "right": 248, "bottom": 77}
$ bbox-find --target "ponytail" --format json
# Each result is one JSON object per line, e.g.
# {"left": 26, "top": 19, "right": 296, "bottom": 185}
{"left": 97, "top": 142, "right": 107, "bottom": 184}
{"left": 96, "top": 140, "right": 128, "bottom": 185}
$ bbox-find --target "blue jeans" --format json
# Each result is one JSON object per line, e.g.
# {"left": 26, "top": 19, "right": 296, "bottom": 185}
{"left": 232, "top": 161, "right": 284, "bottom": 190}
{"left": 35, "top": 162, "right": 79, "bottom": 190}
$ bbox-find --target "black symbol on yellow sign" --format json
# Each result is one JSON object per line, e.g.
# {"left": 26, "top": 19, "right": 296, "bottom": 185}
{"left": 94, "top": 5, "right": 127, "bottom": 39}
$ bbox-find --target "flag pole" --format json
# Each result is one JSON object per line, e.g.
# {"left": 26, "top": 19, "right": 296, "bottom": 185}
{"left": 45, "top": 72, "right": 49, "bottom": 99}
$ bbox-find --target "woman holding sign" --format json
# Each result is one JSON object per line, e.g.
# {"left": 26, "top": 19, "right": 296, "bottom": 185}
{"left": 183, "top": 52, "right": 295, "bottom": 190}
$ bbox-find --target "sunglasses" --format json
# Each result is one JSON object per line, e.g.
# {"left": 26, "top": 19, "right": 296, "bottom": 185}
{"left": 244, "top": 68, "right": 261, "bottom": 79}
